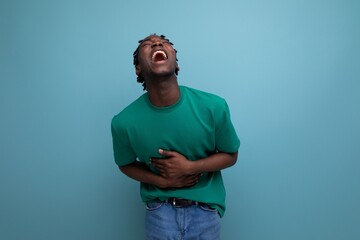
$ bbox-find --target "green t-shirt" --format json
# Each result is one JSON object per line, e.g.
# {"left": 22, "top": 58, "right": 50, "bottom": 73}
{"left": 111, "top": 86, "right": 240, "bottom": 217}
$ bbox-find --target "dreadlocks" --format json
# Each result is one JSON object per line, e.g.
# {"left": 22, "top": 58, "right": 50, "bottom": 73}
{"left": 133, "top": 34, "right": 179, "bottom": 90}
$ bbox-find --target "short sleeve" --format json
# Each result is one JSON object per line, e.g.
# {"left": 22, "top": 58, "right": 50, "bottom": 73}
{"left": 111, "top": 117, "right": 137, "bottom": 166}
{"left": 215, "top": 100, "right": 240, "bottom": 153}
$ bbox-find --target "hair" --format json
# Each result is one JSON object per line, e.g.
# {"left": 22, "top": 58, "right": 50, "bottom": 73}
{"left": 133, "top": 34, "right": 179, "bottom": 90}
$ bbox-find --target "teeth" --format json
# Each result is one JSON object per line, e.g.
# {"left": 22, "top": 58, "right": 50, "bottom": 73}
{"left": 152, "top": 50, "right": 167, "bottom": 61}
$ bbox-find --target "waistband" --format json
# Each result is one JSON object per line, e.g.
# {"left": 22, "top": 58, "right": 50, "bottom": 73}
{"left": 156, "top": 198, "right": 203, "bottom": 208}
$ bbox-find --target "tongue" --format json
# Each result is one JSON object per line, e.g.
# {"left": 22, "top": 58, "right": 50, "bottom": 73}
{"left": 154, "top": 53, "right": 166, "bottom": 62}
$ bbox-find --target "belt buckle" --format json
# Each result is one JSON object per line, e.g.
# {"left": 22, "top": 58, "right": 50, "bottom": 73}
{"left": 171, "top": 198, "right": 184, "bottom": 208}
{"left": 172, "top": 198, "right": 183, "bottom": 207}
{"left": 171, "top": 198, "right": 197, "bottom": 208}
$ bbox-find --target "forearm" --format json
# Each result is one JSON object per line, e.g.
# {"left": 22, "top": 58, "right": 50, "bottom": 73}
{"left": 119, "top": 162, "right": 165, "bottom": 188}
{"left": 189, "top": 151, "right": 238, "bottom": 175}
{"left": 119, "top": 161, "right": 200, "bottom": 189}
{"left": 152, "top": 149, "right": 238, "bottom": 177}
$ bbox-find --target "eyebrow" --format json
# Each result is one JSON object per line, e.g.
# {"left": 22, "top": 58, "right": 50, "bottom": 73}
{"left": 140, "top": 37, "right": 171, "bottom": 45}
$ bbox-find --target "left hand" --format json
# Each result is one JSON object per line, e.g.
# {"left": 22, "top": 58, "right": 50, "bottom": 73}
{"left": 150, "top": 149, "right": 193, "bottom": 178}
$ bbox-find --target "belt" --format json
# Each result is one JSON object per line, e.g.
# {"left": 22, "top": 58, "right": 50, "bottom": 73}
{"left": 165, "top": 198, "right": 201, "bottom": 208}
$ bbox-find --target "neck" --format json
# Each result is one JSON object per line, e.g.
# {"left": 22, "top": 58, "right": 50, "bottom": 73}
{"left": 146, "top": 76, "right": 180, "bottom": 107}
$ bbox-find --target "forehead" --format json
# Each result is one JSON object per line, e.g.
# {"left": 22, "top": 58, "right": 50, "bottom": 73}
{"left": 143, "top": 35, "right": 161, "bottom": 41}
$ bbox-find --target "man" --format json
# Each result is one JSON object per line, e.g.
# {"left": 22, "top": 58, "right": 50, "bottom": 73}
{"left": 111, "top": 34, "right": 240, "bottom": 239}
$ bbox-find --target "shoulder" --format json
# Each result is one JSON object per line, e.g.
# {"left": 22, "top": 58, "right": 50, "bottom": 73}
{"left": 182, "top": 86, "right": 226, "bottom": 102}
{"left": 111, "top": 93, "right": 147, "bottom": 127}
{"left": 182, "top": 86, "right": 227, "bottom": 108}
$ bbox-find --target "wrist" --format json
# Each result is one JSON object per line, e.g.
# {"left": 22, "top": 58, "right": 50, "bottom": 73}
{"left": 154, "top": 175, "right": 169, "bottom": 189}
{"left": 187, "top": 159, "right": 203, "bottom": 175}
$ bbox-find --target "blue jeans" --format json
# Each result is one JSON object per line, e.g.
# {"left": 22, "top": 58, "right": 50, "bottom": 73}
{"left": 145, "top": 202, "right": 221, "bottom": 240}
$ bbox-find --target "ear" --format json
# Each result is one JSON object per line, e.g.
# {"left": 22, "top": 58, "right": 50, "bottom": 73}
{"left": 136, "top": 65, "right": 141, "bottom": 76}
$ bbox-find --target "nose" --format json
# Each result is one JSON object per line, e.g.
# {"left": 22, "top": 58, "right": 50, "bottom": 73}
{"left": 151, "top": 40, "right": 163, "bottom": 48}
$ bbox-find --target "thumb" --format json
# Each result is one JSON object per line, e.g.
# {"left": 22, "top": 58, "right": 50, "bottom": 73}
{"left": 158, "top": 148, "right": 175, "bottom": 158}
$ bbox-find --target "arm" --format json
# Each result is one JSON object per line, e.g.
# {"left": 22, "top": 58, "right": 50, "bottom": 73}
{"left": 190, "top": 151, "right": 238, "bottom": 174}
{"left": 150, "top": 149, "right": 238, "bottom": 178}
{"left": 119, "top": 161, "right": 200, "bottom": 189}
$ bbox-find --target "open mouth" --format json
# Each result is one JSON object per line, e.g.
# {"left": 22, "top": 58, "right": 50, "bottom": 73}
{"left": 152, "top": 50, "right": 168, "bottom": 62}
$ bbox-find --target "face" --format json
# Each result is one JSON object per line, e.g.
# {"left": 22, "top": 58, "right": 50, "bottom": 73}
{"left": 135, "top": 35, "right": 179, "bottom": 80}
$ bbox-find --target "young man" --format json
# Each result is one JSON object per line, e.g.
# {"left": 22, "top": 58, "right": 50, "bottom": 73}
{"left": 111, "top": 34, "right": 240, "bottom": 239}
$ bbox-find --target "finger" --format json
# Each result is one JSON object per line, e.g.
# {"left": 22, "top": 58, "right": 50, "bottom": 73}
{"left": 151, "top": 156, "right": 170, "bottom": 163}
{"left": 151, "top": 162, "right": 166, "bottom": 172}
{"left": 185, "top": 178, "right": 199, "bottom": 187}
{"left": 158, "top": 149, "right": 177, "bottom": 158}
{"left": 184, "top": 174, "right": 200, "bottom": 185}
{"left": 151, "top": 161, "right": 169, "bottom": 172}
{"left": 150, "top": 158, "right": 166, "bottom": 167}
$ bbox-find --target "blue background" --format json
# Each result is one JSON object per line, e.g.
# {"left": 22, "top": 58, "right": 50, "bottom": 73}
{"left": 1, "top": 0, "right": 359, "bottom": 239}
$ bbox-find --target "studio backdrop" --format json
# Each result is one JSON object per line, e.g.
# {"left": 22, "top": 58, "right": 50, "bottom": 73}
{"left": 1, "top": 0, "right": 359, "bottom": 239}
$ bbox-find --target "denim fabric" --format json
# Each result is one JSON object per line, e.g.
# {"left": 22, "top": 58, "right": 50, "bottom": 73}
{"left": 145, "top": 202, "right": 220, "bottom": 240}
